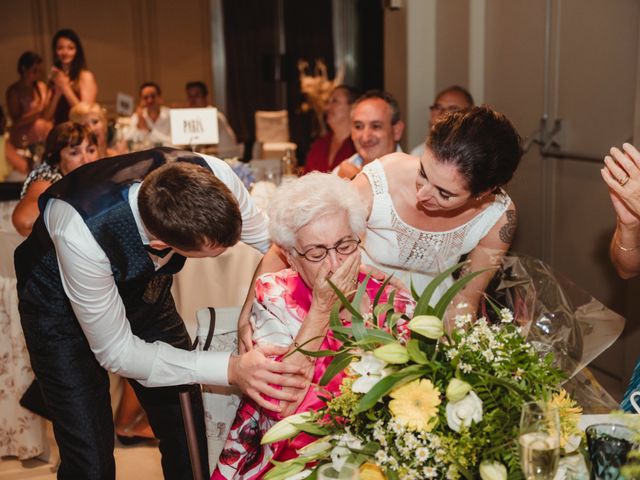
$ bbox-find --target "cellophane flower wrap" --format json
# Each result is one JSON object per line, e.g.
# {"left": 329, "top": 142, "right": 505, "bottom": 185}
{"left": 261, "top": 258, "right": 621, "bottom": 480}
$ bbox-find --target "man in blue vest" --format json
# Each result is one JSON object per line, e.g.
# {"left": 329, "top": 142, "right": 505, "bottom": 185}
{"left": 15, "top": 147, "right": 304, "bottom": 479}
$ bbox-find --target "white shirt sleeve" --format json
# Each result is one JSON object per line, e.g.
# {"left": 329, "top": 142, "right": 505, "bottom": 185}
{"left": 200, "top": 154, "right": 271, "bottom": 253}
{"left": 44, "top": 198, "right": 231, "bottom": 387}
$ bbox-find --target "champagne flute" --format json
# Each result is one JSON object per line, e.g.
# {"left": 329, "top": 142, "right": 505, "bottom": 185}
{"left": 519, "top": 401, "right": 561, "bottom": 480}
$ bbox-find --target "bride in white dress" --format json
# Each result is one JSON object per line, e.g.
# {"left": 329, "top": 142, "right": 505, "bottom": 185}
{"left": 352, "top": 105, "right": 521, "bottom": 315}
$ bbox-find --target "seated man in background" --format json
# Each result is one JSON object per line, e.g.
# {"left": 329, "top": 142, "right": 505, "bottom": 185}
{"left": 185, "top": 80, "right": 242, "bottom": 158}
{"left": 333, "top": 90, "right": 404, "bottom": 179}
{"left": 125, "top": 81, "right": 172, "bottom": 148}
{"left": 410, "top": 85, "right": 474, "bottom": 157}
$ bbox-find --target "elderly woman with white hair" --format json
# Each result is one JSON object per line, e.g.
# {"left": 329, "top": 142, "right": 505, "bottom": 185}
{"left": 213, "top": 173, "right": 414, "bottom": 480}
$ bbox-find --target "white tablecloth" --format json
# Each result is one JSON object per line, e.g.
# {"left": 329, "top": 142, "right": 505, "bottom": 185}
{"left": 0, "top": 219, "right": 48, "bottom": 460}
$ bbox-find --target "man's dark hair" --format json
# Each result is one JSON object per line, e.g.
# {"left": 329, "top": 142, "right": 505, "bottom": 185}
{"left": 185, "top": 81, "right": 208, "bottom": 97}
{"left": 437, "top": 85, "right": 475, "bottom": 106}
{"left": 353, "top": 90, "right": 401, "bottom": 125}
{"left": 17, "top": 51, "right": 42, "bottom": 75}
{"left": 138, "top": 162, "right": 242, "bottom": 251}
{"left": 428, "top": 106, "right": 522, "bottom": 196}
{"left": 139, "top": 81, "right": 162, "bottom": 96}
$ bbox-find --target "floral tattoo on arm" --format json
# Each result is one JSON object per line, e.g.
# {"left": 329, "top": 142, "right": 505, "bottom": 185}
{"left": 499, "top": 209, "right": 517, "bottom": 244}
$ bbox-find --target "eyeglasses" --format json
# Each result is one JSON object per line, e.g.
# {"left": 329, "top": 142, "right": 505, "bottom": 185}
{"left": 429, "top": 104, "right": 464, "bottom": 115}
{"left": 292, "top": 238, "right": 361, "bottom": 262}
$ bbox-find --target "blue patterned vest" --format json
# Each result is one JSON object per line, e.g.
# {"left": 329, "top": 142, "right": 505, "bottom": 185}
{"left": 15, "top": 147, "right": 211, "bottom": 345}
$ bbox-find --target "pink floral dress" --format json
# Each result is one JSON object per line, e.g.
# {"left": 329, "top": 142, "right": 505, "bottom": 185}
{"left": 212, "top": 269, "right": 415, "bottom": 480}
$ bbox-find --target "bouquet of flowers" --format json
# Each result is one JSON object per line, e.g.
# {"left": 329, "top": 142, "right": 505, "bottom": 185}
{"left": 261, "top": 264, "right": 583, "bottom": 480}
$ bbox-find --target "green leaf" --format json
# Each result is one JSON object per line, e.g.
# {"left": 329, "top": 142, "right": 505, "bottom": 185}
{"left": 433, "top": 269, "right": 487, "bottom": 318}
{"left": 353, "top": 328, "right": 396, "bottom": 346}
{"left": 373, "top": 303, "right": 395, "bottom": 322}
{"left": 329, "top": 301, "right": 349, "bottom": 342}
{"left": 372, "top": 274, "right": 393, "bottom": 307}
{"left": 296, "top": 423, "right": 330, "bottom": 436}
{"left": 350, "top": 275, "right": 371, "bottom": 342}
{"left": 327, "top": 279, "right": 362, "bottom": 321}
{"left": 406, "top": 339, "right": 429, "bottom": 364}
{"left": 296, "top": 348, "right": 340, "bottom": 358}
{"left": 386, "top": 467, "right": 400, "bottom": 480}
{"left": 387, "top": 311, "right": 406, "bottom": 332}
{"left": 355, "top": 365, "right": 427, "bottom": 412}
{"left": 410, "top": 277, "right": 420, "bottom": 301}
{"left": 415, "top": 261, "right": 469, "bottom": 315}
{"left": 319, "top": 351, "right": 354, "bottom": 386}
{"left": 263, "top": 458, "right": 306, "bottom": 480}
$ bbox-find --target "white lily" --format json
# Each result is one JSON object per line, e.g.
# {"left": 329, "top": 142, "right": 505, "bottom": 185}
{"left": 297, "top": 437, "right": 333, "bottom": 457}
{"left": 479, "top": 461, "right": 507, "bottom": 480}
{"left": 330, "top": 445, "right": 351, "bottom": 472}
{"left": 261, "top": 412, "right": 313, "bottom": 444}
{"left": 350, "top": 352, "right": 390, "bottom": 394}
{"left": 446, "top": 390, "right": 483, "bottom": 432}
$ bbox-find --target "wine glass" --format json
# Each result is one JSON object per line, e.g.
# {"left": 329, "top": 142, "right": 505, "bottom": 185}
{"left": 519, "top": 401, "right": 561, "bottom": 480}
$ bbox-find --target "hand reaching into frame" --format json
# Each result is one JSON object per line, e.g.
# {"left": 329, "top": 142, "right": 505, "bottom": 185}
{"left": 602, "top": 143, "right": 640, "bottom": 226}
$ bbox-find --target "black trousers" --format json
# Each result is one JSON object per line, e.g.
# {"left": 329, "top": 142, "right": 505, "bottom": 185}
{"left": 20, "top": 290, "right": 209, "bottom": 479}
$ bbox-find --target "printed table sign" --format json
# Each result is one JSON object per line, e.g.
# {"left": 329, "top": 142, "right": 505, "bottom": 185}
{"left": 170, "top": 107, "right": 219, "bottom": 146}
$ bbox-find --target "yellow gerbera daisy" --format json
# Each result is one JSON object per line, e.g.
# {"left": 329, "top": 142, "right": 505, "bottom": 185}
{"left": 360, "top": 462, "right": 386, "bottom": 480}
{"left": 389, "top": 379, "right": 441, "bottom": 431}
{"left": 548, "top": 389, "right": 583, "bottom": 447}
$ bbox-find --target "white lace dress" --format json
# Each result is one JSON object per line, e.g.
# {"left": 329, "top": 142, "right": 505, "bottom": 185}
{"left": 360, "top": 160, "right": 512, "bottom": 301}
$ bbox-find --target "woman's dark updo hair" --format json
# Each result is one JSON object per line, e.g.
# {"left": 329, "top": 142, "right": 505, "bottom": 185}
{"left": 17, "top": 51, "right": 42, "bottom": 75}
{"left": 427, "top": 106, "right": 523, "bottom": 196}
{"left": 51, "top": 28, "right": 87, "bottom": 81}
{"left": 43, "top": 122, "right": 97, "bottom": 168}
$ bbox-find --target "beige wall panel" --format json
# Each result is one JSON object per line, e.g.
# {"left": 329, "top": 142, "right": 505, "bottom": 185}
{"left": 552, "top": 0, "right": 639, "bottom": 390}
{"left": 554, "top": 159, "right": 625, "bottom": 389}
{"left": 53, "top": 0, "right": 138, "bottom": 111}
{"left": 484, "top": 1, "right": 547, "bottom": 259}
{"left": 153, "top": 0, "right": 213, "bottom": 106}
{"left": 556, "top": 0, "right": 638, "bottom": 154}
{"left": 435, "top": 0, "right": 469, "bottom": 92}
{"left": 384, "top": 7, "right": 408, "bottom": 150}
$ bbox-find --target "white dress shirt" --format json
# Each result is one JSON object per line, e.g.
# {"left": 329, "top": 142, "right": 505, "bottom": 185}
{"left": 43, "top": 155, "right": 269, "bottom": 387}
{"left": 126, "top": 106, "right": 173, "bottom": 146}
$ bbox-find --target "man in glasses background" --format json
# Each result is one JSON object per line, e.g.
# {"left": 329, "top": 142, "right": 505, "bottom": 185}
{"left": 410, "top": 85, "right": 474, "bottom": 158}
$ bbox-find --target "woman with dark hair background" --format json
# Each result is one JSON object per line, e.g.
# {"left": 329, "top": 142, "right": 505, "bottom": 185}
{"left": 44, "top": 29, "right": 98, "bottom": 125}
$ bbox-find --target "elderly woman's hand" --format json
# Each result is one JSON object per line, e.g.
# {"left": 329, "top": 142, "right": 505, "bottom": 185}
{"left": 311, "top": 252, "right": 361, "bottom": 312}
{"left": 602, "top": 143, "right": 640, "bottom": 225}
